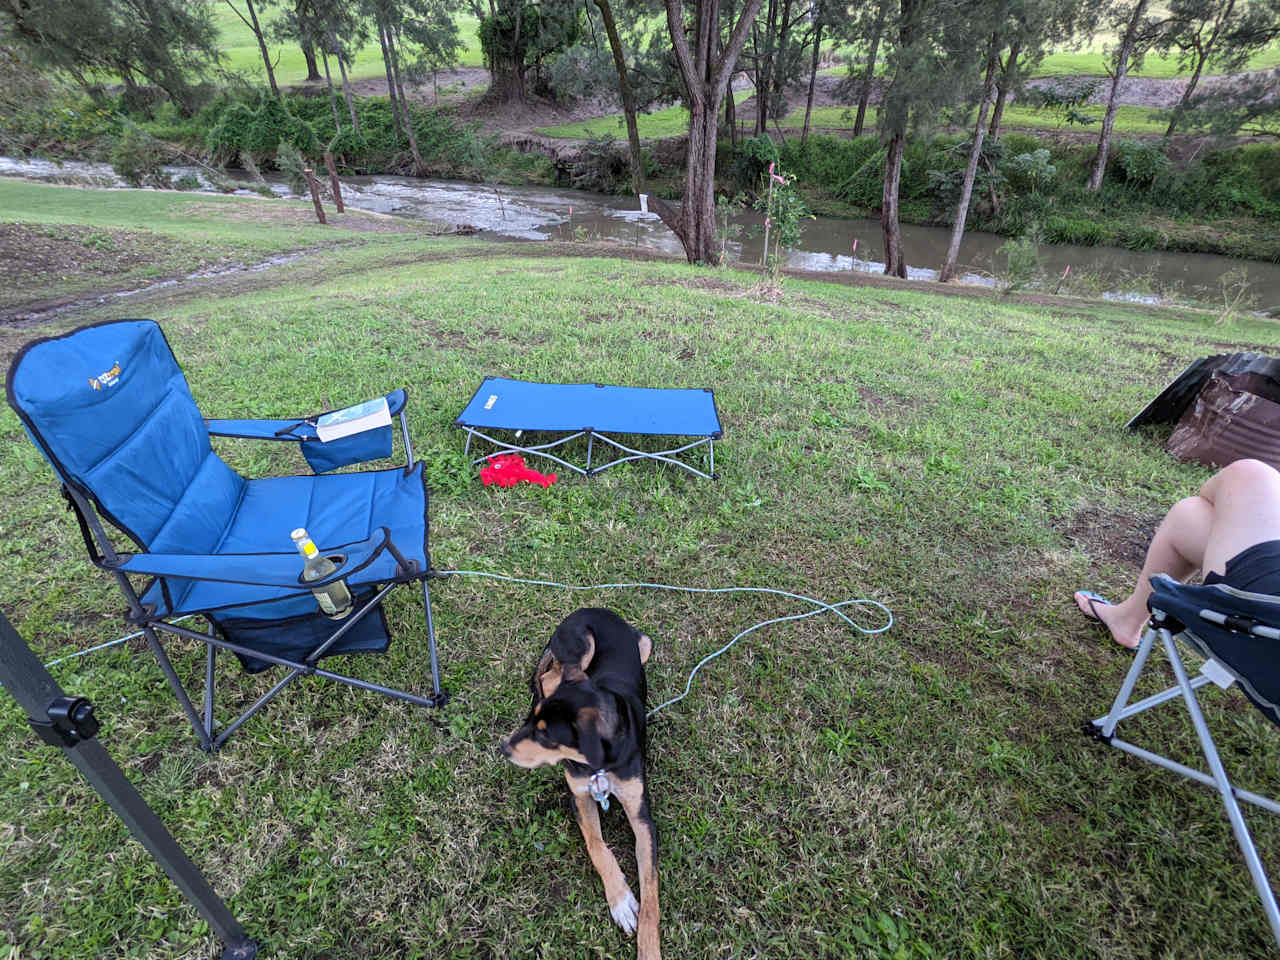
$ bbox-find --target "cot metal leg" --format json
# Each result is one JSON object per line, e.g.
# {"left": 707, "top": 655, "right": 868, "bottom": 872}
{"left": 464, "top": 429, "right": 473, "bottom": 457}
{"left": 1163, "top": 629, "right": 1280, "bottom": 947}
{"left": 586, "top": 432, "right": 593, "bottom": 474}
{"left": 142, "top": 625, "right": 212, "bottom": 753}
{"left": 422, "top": 579, "right": 446, "bottom": 705}
{"left": 204, "top": 630, "right": 216, "bottom": 740}
{"left": 399, "top": 410, "right": 415, "bottom": 468}
{"left": 710, "top": 438, "right": 715, "bottom": 478}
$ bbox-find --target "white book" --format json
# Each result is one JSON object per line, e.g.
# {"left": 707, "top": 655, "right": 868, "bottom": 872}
{"left": 316, "top": 396, "right": 391, "bottom": 442}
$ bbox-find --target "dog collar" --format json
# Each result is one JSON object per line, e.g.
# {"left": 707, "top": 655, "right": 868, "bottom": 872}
{"left": 589, "top": 770, "right": 611, "bottom": 810}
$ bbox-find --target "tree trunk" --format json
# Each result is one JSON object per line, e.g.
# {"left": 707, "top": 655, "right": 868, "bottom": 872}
{"left": 321, "top": 46, "right": 342, "bottom": 132}
{"left": 298, "top": 1, "right": 322, "bottom": 81}
{"left": 594, "top": 0, "right": 647, "bottom": 194}
{"left": 388, "top": 25, "right": 424, "bottom": 172}
{"left": 988, "top": 40, "right": 1020, "bottom": 139}
{"left": 801, "top": 21, "right": 822, "bottom": 147}
{"left": 769, "top": 0, "right": 795, "bottom": 130}
{"left": 225, "top": 0, "right": 279, "bottom": 97}
{"left": 939, "top": 38, "right": 999, "bottom": 283}
{"left": 726, "top": 84, "right": 738, "bottom": 144}
{"left": 657, "top": 0, "right": 765, "bottom": 263}
{"left": 755, "top": 0, "right": 778, "bottom": 135}
{"left": 377, "top": 16, "right": 404, "bottom": 137}
{"left": 881, "top": 129, "right": 906, "bottom": 277}
{"left": 1088, "top": 0, "right": 1149, "bottom": 191}
{"left": 302, "top": 41, "right": 322, "bottom": 81}
{"left": 333, "top": 38, "right": 361, "bottom": 136}
{"left": 853, "top": 3, "right": 885, "bottom": 138}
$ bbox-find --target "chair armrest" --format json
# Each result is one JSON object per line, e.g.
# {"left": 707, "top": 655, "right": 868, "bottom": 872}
{"left": 111, "top": 528, "right": 393, "bottom": 588}
{"left": 205, "top": 389, "right": 408, "bottom": 442}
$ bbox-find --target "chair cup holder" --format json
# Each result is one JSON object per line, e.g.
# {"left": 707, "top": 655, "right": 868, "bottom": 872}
{"left": 295, "top": 553, "right": 348, "bottom": 587}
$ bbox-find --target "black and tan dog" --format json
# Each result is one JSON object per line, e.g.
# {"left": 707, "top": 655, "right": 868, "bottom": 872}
{"left": 500, "top": 607, "right": 660, "bottom": 960}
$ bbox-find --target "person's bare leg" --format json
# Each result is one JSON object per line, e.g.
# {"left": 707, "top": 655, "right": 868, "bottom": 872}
{"left": 1075, "top": 459, "right": 1280, "bottom": 649}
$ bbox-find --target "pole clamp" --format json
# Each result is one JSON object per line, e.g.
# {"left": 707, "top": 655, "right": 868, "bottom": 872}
{"left": 30, "top": 696, "right": 101, "bottom": 749}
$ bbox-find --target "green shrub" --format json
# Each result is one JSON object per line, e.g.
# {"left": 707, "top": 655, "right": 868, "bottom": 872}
{"left": 1003, "top": 149, "right": 1056, "bottom": 194}
{"left": 998, "top": 233, "right": 1043, "bottom": 293}
{"left": 110, "top": 127, "right": 170, "bottom": 187}
{"left": 729, "top": 135, "right": 781, "bottom": 192}
{"left": 206, "top": 94, "right": 320, "bottom": 166}
{"left": 1109, "top": 138, "right": 1170, "bottom": 188}
{"left": 1044, "top": 216, "right": 1108, "bottom": 246}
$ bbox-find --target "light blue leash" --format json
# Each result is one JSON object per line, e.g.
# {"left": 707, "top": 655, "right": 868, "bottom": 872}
{"left": 434, "top": 570, "right": 894, "bottom": 717}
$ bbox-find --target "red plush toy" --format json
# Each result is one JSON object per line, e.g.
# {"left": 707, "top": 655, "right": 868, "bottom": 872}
{"left": 480, "top": 453, "right": 557, "bottom": 488}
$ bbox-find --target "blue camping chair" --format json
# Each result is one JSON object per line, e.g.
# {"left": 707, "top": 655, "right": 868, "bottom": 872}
{"left": 1088, "top": 574, "right": 1280, "bottom": 946}
{"left": 7, "top": 319, "right": 447, "bottom": 751}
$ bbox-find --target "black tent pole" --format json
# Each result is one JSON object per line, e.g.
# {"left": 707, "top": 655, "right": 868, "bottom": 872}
{"left": 0, "top": 612, "right": 258, "bottom": 959}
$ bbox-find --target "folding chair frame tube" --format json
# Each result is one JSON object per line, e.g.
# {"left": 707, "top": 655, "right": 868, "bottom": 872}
{"left": 462, "top": 426, "right": 717, "bottom": 481}
{"left": 1090, "top": 624, "right": 1280, "bottom": 945}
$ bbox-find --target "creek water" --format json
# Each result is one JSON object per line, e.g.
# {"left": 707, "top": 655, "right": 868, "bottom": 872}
{"left": 4, "top": 154, "right": 1279, "bottom": 312}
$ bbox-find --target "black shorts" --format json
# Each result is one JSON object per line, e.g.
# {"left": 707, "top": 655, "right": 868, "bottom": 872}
{"left": 1204, "top": 540, "right": 1280, "bottom": 595}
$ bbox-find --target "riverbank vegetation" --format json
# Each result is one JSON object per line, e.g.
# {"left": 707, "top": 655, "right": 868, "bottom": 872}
{"left": 2, "top": 1, "right": 1279, "bottom": 270}
{"left": 2, "top": 182, "right": 1279, "bottom": 959}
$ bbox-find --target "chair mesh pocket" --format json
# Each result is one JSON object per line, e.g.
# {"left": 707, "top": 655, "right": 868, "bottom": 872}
{"left": 215, "top": 588, "right": 391, "bottom": 674}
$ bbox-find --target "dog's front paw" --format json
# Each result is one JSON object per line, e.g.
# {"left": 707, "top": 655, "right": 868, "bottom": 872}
{"left": 609, "top": 890, "right": 640, "bottom": 935}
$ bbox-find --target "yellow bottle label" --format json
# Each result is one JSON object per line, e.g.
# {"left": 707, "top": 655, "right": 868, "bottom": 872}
{"left": 301, "top": 539, "right": 318, "bottom": 558}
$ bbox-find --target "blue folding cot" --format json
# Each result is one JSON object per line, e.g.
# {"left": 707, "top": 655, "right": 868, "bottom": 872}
{"left": 455, "top": 377, "right": 723, "bottom": 480}
{"left": 7, "top": 319, "right": 447, "bottom": 751}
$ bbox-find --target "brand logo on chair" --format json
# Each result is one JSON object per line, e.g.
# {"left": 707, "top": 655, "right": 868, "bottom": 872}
{"left": 88, "top": 362, "right": 122, "bottom": 391}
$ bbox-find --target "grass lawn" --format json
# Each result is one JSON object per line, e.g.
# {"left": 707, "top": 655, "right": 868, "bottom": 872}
{"left": 784, "top": 103, "right": 1170, "bottom": 136}
{"left": 0, "top": 180, "right": 446, "bottom": 311}
{"left": 3, "top": 185, "right": 1280, "bottom": 958}
{"left": 212, "top": 5, "right": 485, "bottom": 86}
{"left": 825, "top": 40, "right": 1280, "bottom": 79}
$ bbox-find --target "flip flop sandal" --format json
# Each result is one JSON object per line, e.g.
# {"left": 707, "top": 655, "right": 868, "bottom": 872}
{"left": 1075, "top": 590, "right": 1112, "bottom": 624}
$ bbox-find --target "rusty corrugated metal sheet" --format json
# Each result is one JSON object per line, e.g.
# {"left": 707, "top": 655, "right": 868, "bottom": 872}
{"left": 1167, "top": 372, "right": 1280, "bottom": 471}
{"left": 1127, "top": 353, "right": 1279, "bottom": 429}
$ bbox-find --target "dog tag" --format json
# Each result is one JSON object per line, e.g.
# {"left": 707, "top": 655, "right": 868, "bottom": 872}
{"left": 1200, "top": 658, "right": 1236, "bottom": 690}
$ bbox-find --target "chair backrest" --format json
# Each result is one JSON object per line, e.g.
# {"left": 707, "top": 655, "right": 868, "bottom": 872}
{"left": 1149, "top": 573, "right": 1280, "bottom": 728}
{"left": 7, "top": 319, "right": 244, "bottom": 555}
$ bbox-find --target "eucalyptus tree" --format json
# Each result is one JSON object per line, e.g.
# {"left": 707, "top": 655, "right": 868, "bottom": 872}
{"left": 654, "top": 0, "right": 766, "bottom": 262}
{"left": 1087, "top": 0, "right": 1158, "bottom": 190}
{"left": 1157, "top": 0, "right": 1280, "bottom": 136}
{"left": 877, "top": 0, "right": 985, "bottom": 277}
{"left": 223, "top": 0, "right": 281, "bottom": 95}
{"left": 478, "top": 0, "right": 582, "bottom": 102}
{"left": 940, "top": 0, "right": 1097, "bottom": 280}
{"left": 3, "top": 0, "right": 221, "bottom": 114}
{"left": 986, "top": 0, "right": 1099, "bottom": 139}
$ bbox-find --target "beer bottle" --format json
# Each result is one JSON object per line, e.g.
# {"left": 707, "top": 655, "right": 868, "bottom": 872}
{"left": 290, "top": 528, "right": 353, "bottom": 619}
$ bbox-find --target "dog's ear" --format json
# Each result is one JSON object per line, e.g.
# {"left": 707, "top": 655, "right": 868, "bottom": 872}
{"left": 575, "top": 706, "right": 606, "bottom": 769}
{"left": 531, "top": 649, "right": 564, "bottom": 701}
{"left": 559, "top": 627, "right": 596, "bottom": 685}
{"left": 551, "top": 623, "right": 595, "bottom": 676}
